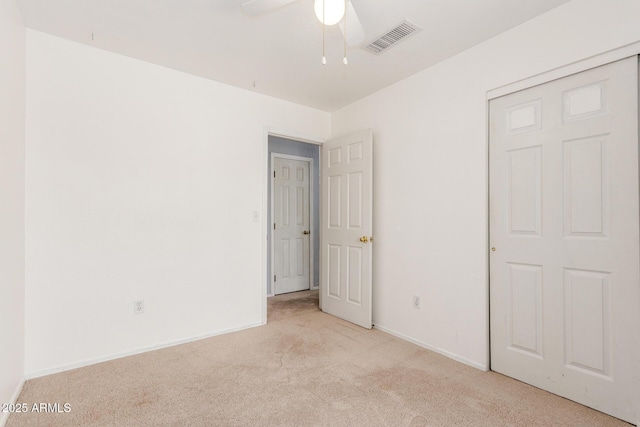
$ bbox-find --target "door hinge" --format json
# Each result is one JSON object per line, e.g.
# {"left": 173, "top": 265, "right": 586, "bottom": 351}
{"left": 273, "top": 171, "right": 276, "bottom": 178}
{"left": 274, "top": 275, "right": 276, "bottom": 282}
{"left": 274, "top": 223, "right": 276, "bottom": 230}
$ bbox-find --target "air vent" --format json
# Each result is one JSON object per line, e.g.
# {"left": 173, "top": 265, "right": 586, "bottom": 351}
{"left": 362, "top": 21, "right": 421, "bottom": 55}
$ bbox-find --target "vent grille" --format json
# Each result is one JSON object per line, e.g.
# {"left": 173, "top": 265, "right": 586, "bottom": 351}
{"left": 362, "top": 21, "right": 421, "bottom": 55}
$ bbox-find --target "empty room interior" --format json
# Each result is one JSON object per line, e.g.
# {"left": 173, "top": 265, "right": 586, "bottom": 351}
{"left": 2, "top": 0, "right": 640, "bottom": 425}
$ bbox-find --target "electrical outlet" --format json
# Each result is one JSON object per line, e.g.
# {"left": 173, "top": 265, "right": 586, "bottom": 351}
{"left": 134, "top": 300, "right": 144, "bottom": 314}
{"left": 412, "top": 295, "right": 421, "bottom": 309}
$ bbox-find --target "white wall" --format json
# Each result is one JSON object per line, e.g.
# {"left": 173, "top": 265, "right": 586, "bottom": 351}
{"left": 0, "top": 0, "right": 25, "bottom": 423}
{"left": 332, "top": 0, "right": 640, "bottom": 369}
{"left": 25, "top": 30, "right": 330, "bottom": 375}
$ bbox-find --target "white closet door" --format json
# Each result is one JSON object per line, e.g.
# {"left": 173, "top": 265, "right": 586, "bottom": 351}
{"left": 490, "top": 57, "right": 639, "bottom": 424}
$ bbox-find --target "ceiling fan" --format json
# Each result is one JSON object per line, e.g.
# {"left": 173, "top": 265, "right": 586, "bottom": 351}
{"left": 240, "top": 0, "right": 367, "bottom": 63}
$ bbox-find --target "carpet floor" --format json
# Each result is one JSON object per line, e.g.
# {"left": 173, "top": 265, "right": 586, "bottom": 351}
{"left": 7, "top": 290, "right": 630, "bottom": 426}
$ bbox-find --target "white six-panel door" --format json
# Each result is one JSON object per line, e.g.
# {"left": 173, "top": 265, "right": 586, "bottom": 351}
{"left": 489, "top": 57, "right": 640, "bottom": 424}
{"left": 321, "top": 130, "right": 373, "bottom": 329}
{"left": 273, "top": 157, "right": 311, "bottom": 294}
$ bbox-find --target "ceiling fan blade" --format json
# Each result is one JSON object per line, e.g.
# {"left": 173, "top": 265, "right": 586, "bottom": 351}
{"left": 339, "top": 1, "right": 366, "bottom": 47}
{"left": 241, "top": 0, "right": 299, "bottom": 16}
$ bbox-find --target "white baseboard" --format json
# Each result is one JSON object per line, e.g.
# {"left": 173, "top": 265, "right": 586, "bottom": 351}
{"left": 0, "top": 378, "right": 25, "bottom": 427}
{"left": 373, "top": 324, "right": 489, "bottom": 372}
{"left": 25, "top": 322, "right": 263, "bottom": 380}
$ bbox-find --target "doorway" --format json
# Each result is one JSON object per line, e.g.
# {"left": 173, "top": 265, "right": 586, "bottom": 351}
{"left": 267, "top": 136, "right": 320, "bottom": 296}
{"left": 264, "top": 130, "right": 374, "bottom": 330}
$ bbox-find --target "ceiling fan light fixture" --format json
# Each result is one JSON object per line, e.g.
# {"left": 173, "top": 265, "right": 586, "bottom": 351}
{"left": 314, "top": 0, "right": 345, "bottom": 26}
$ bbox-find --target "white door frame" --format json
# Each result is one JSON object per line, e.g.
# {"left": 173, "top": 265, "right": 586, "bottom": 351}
{"left": 270, "top": 153, "right": 315, "bottom": 297}
{"left": 485, "top": 43, "right": 640, "bottom": 371}
{"left": 261, "top": 127, "right": 325, "bottom": 325}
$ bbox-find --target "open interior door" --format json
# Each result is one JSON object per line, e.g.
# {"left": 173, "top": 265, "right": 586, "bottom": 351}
{"left": 321, "top": 130, "right": 373, "bottom": 329}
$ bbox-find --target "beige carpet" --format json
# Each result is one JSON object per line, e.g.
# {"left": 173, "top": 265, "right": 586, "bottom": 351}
{"left": 8, "top": 290, "right": 630, "bottom": 426}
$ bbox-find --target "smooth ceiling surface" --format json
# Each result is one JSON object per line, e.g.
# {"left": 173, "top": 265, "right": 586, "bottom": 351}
{"left": 17, "top": 0, "right": 571, "bottom": 111}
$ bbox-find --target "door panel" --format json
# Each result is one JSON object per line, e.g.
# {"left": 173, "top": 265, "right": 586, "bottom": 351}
{"left": 507, "top": 262, "right": 543, "bottom": 358}
{"left": 563, "top": 136, "right": 608, "bottom": 237}
{"left": 563, "top": 268, "right": 610, "bottom": 376}
{"left": 490, "top": 57, "right": 640, "bottom": 424}
{"left": 273, "top": 157, "right": 310, "bottom": 294}
{"left": 321, "top": 130, "right": 373, "bottom": 329}
{"left": 507, "top": 146, "right": 542, "bottom": 236}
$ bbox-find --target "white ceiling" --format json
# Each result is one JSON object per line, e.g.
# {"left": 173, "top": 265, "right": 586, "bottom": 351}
{"left": 17, "top": 0, "right": 571, "bottom": 111}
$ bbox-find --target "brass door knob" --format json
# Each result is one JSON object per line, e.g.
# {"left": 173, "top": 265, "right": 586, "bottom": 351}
{"left": 491, "top": 247, "right": 496, "bottom": 252}
{"left": 303, "top": 230, "right": 310, "bottom": 235}
{"left": 360, "top": 236, "right": 369, "bottom": 243}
